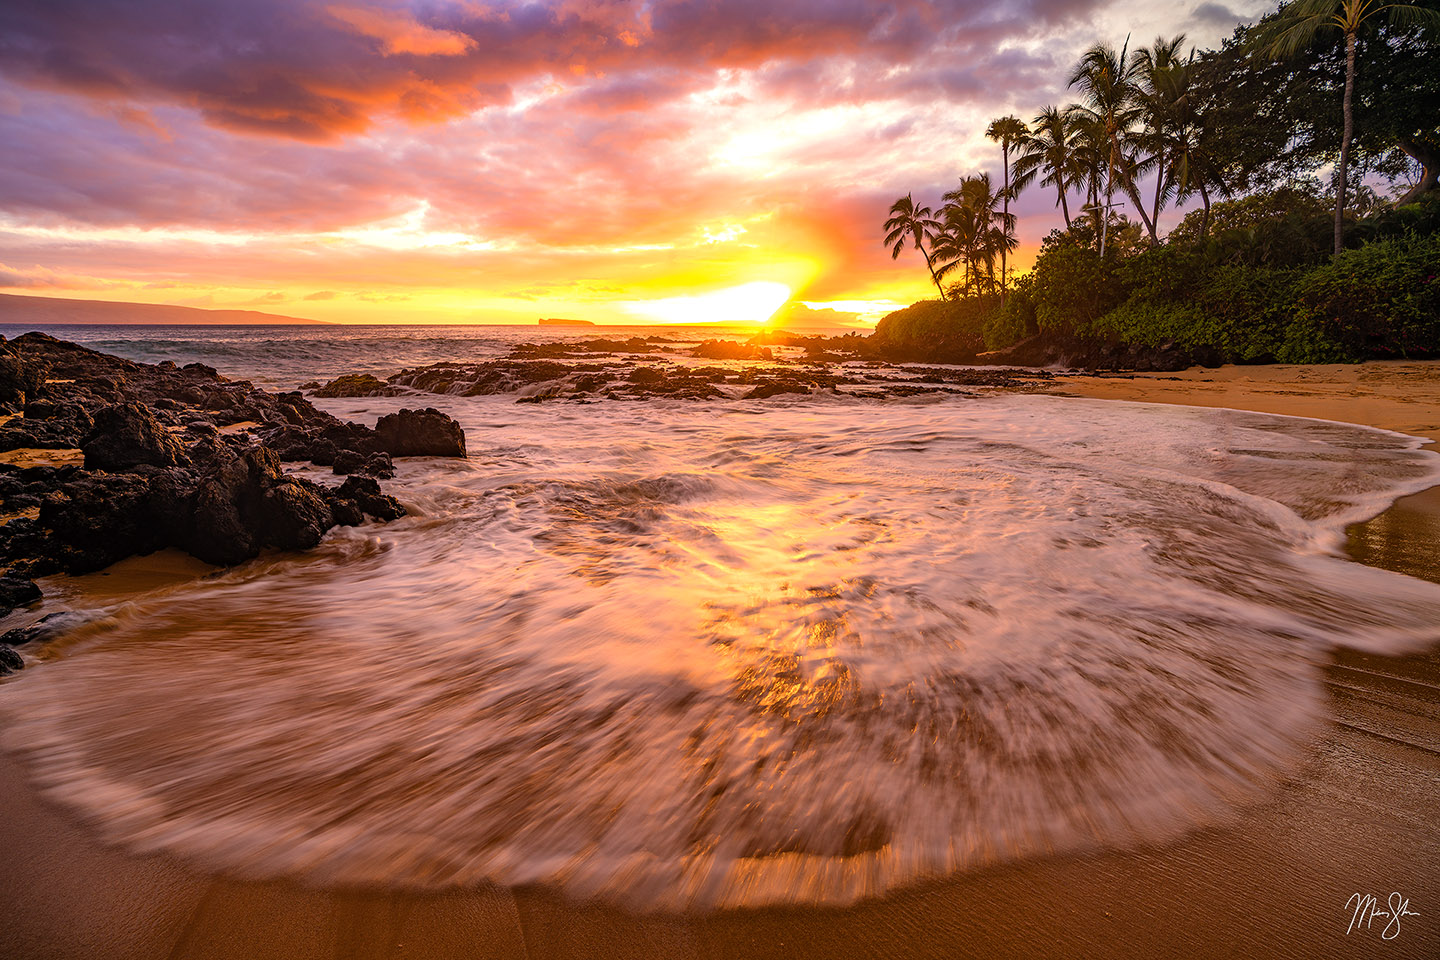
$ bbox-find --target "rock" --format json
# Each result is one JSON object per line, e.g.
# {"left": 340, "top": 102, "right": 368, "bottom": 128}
{"left": 361, "top": 453, "right": 395, "bottom": 479}
{"left": 0, "top": 336, "right": 420, "bottom": 576}
{"left": 744, "top": 381, "right": 813, "bottom": 400}
{"left": 334, "top": 475, "right": 406, "bottom": 521}
{"left": 330, "top": 498, "right": 365, "bottom": 527}
{"left": 40, "top": 472, "right": 171, "bottom": 572}
{"left": 82, "top": 402, "right": 189, "bottom": 471}
{"left": 0, "top": 575, "right": 42, "bottom": 616}
{"left": 185, "top": 447, "right": 279, "bottom": 566}
{"left": 331, "top": 449, "right": 367, "bottom": 475}
{"left": 0, "top": 609, "right": 101, "bottom": 647}
{"left": 261, "top": 478, "right": 334, "bottom": 552}
{"left": 692, "top": 340, "right": 772, "bottom": 361}
{"left": 311, "top": 373, "right": 390, "bottom": 397}
{"left": 629, "top": 367, "right": 666, "bottom": 384}
{"left": 0, "top": 342, "right": 46, "bottom": 411}
{"left": 374, "top": 408, "right": 466, "bottom": 458}
{"left": 0, "top": 644, "right": 22, "bottom": 674}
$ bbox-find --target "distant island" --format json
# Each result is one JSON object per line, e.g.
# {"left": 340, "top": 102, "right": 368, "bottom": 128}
{"left": 538, "top": 317, "right": 595, "bottom": 326}
{"left": 0, "top": 293, "right": 328, "bottom": 326}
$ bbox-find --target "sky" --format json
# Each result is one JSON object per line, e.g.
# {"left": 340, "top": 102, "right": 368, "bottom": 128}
{"left": 0, "top": 0, "right": 1269, "bottom": 326}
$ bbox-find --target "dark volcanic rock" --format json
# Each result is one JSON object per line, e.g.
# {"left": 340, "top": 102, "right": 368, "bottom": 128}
{"left": 311, "top": 373, "right": 391, "bottom": 398}
{"left": 979, "top": 334, "right": 1222, "bottom": 372}
{"left": 333, "top": 475, "right": 406, "bottom": 521}
{"left": 743, "top": 381, "right": 814, "bottom": 400}
{"left": 0, "top": 575, "right": 41, "bottom": 616}
{"left": 261, "top": 478, "right": 335, "bottom": 552}
{"left": 39, "top": 471, "right": 174, "bottom": 572}
{"left": 0, "top": 334, "right": 415, "bottom": 583}
{"left": 1, "top": 610, "right": 101, "bottom": 647}
{"left": 82, "top": 402, "right": 189, "bottom": 471}
{"left": 692, "top": 340, "right": 773, "bottom": 361}
{"left": 0, "top": 340, "right": 46, "bottom": 411}
{"left": 0, "top": 644, "right": 22, "bottom": 675}
{"left": 374, "top": 408, "right": 466, "bottom": 458}
{"left": 187, "top": 447, "right": 336, "bottom": 566}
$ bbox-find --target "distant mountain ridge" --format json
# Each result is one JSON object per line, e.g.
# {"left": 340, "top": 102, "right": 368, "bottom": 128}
{"left": 0, "top": 293, "right": 327, "bottom": 325}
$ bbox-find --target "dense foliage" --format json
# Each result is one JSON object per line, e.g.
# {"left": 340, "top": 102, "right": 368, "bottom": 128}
{"left": 877, "top": 0, "right": 1440, "bottom": 366}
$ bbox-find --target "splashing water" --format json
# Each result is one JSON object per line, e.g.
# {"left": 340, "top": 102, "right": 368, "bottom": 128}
{"left": 3, "top": 394, "right": 1439, "bottom": 910}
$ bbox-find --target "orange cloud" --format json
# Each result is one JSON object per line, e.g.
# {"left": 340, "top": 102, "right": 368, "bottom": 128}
{"left": 327, "top": 5, "right": 477, "bottom": 56}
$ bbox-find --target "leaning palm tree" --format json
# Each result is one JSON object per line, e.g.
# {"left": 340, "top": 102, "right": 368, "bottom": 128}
{"left": 985, "top": 115, "right": 1029, "bottom": 300}
{"left": 884, "top": 194, "right": 946, "bottom": 299}
{"left": 1068, "top": 40, "right": 1141, "bottom": 257}
{"left": 1265, "top": 0, "right": 1440, "bottom": 255}
{"left": 1014, "top": 106, "right": 1082, "bottom": 231}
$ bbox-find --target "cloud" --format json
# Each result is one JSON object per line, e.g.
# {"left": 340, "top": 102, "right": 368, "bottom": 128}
{"left": 0, "top": 260, "right": 108, "bottom": 289}
{"left": 1190, "top": 2, "right": 1240, "bottom": 26}
{"left": 327, "top": 5, "right": 476, "bottom": 56}
{"left": 0, "top": 0, "right": 1253, "bottom": 319}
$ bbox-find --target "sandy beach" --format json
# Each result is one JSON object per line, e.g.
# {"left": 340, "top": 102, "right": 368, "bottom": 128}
{"left": 3, "top": 361, "right": 1439, "bottom": 959}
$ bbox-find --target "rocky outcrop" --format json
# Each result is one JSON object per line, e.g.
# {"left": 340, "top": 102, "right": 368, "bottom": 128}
{"left": 375, "top": 408, "right": 467, "bottom": 457}
{"left": 0, "top": 339, "right": 46, "bottom": 411}
{"left": 0, "top": 334, "right": 417, "bottom": 606}
{"left": 978, "top": 334, "right": 1224, "bottom": 372}
{"left": 186, "top": 447, "right": 331, "bottom": 565}
{"left": 82, "top": 402, "right": 189, "bottom": 471}
{"left": 0, "top": 575, "right": 41, "bottom": 617}
{"left": 311, "top": 373, "right": 391, "bottom": 398}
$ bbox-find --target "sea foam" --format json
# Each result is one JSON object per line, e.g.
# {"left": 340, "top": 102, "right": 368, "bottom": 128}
{"left": 3, "top": 394, "right": 1438, "bottom": 909}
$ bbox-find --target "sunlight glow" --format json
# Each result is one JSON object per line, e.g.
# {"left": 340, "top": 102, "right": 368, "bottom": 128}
{"left": 621, "top": 282, "right": 792, "bottom": 325}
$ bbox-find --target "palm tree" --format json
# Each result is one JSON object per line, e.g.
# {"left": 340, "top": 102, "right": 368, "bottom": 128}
{"left": 935, "top": 174, "right": 1012, "bottom": 296}
{"left": 1265, "top": 0, "right": 1440, "bottom": 255}
{"left": 1068, "top": 40, "right": 1141, "bottom": 257}
{"left": 1065, "top": 107, "right": 1111, "bottom": 245}
{"left": 1014, "top": 106, "right": 1082, "bottom": 231}
{"left": 985, "top": 115, "right": 1029, "bottom": 300}
{"left": 1129, "top": 35, "right": 1189, "bottom": 245}
{"left": 1165, "top": 52, "right": 1229, "bottom": 240}
{"left": 884, "top": 194, "right": 947, "bottom": 299}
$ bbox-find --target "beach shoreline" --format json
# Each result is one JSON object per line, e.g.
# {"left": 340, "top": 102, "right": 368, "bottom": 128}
{"left": 2, "top": 360, "right": 1439, "bottom": 959}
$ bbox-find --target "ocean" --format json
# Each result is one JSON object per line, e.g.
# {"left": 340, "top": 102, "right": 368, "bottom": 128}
{"left": 3, "top": 322, "right": 1440, "bottom": 910}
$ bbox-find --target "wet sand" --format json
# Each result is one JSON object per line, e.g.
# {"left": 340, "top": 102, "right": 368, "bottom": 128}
{"left": 3, "top": 362, "right": 1440, "bottom": 958}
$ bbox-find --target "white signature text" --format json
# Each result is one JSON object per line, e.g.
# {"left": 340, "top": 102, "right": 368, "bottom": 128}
{"left": 1346, "top": 892, "right": 1419, "bottom": 940}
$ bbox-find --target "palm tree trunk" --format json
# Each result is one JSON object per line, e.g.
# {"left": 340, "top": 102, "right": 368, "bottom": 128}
{"left": 1198, "top": 179, "right": 1211, "bottom": 238}
{"left": 1058, "top": 182, "right": 1072, "bottom": 229}
{"left": 1150, "top": 154, "right": 1165, "bottom": 243}
{"left": 1334, "top": 32, "right": 1356, "bottom": 256}
{"left": 1101, "top": 164, "right": 1114, "bottom": 258}
{"left": 1126, "top": 179, "right": 1158, "bottom": 247}
{"left": 1000, "top": 145, "right": 1010, "bottom": 303}
{"left": 920, "top": 246, "right": 946, "bottom": 300}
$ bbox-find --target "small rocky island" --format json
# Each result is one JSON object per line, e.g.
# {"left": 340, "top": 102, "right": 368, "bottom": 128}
{"left": 0, "top": 333, "right": 467, "bottom": 665}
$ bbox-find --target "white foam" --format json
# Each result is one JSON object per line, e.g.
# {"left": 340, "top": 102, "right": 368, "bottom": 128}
{"left": 3, "top": 394, "right": 1438, "bottom": 909}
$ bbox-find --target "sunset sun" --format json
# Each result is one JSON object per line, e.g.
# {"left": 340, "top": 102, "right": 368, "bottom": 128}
{"left": 620, "top": 281, "right": 792, "bottom": 326}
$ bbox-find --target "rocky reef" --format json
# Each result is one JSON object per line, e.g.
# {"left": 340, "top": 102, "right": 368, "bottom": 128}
{"left": 0, "top": 333, "right": 467, "bottom": 633}
{"left": 305, "top": 334, "right": 1054, "bottom": 405}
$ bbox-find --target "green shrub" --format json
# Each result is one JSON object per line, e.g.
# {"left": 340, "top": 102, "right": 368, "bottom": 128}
{"left": 1287, "top": 232, "right": 1440, "bottom": 360}
{"left": 873, "top": 295, "right": 1001, "bottom": 361}
{"left": 983, "top": 286, "right": 1037, "bottom": 350}
{"left": 1028, "top": 241, "right": 1121, "bottom": 336}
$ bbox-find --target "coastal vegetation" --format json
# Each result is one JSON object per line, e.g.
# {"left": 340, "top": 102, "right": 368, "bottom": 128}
{"left": 881, "top": 0, "right": 1440, "bottom": 365}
